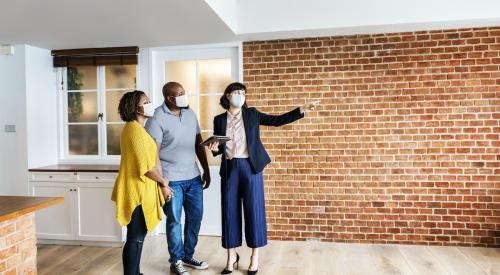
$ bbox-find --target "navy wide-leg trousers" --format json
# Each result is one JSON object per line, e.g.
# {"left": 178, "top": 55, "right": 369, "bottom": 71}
{"left": 221, "top": 158, "right": 268, "bottom": 249}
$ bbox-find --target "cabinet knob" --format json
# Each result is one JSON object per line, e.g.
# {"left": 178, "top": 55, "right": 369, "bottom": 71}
{"left": 95, "top": 176, "right": 99, "bottom": 179}
{"left": 49, "top": 176, "right": 53, "bottom": 178}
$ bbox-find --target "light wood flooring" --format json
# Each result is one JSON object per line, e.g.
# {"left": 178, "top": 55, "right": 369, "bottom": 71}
{"left": 37, "top": 236, "right": 500, "bottom": 275}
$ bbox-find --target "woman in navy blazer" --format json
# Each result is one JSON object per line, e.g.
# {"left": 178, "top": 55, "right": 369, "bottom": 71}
{"left": 208, "top": 82, "right": 318, "bottom": 274}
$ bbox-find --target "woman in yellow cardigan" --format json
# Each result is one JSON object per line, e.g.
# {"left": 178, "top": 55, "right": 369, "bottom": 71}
{"left": 112, "top": 90, "right": 173, "bottom": 275}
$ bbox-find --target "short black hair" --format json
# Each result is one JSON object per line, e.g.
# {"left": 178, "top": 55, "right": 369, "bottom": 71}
{"left": 162, "top": 82, "right": 183, "bottom": 99}
{"left": 220, "top": 82, "right": 248, "bottom": 110}
{"left": 118, "top": 90, "right": 145, "bottom": 122}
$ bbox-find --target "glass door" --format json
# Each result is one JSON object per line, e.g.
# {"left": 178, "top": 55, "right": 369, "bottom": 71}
{"left": 152, "top": 46, "right": 240, "bottom": 236}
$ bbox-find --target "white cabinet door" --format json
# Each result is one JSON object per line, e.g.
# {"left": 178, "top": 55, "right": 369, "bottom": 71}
{"left": 76, "top": 185, "right": 122, "bottom": 242}
{"left": 32, "top": 184, "right": 75, "bottom": 240}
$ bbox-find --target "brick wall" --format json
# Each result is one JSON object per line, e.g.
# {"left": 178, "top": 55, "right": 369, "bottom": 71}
{"left": 0, "top": 213, "right": 37, "bottom": 274}
{"left": 242, "top": 27, "right": 500, "bottom": 247}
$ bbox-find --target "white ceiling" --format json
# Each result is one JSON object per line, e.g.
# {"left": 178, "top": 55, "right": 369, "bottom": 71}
{"left": 1, "top": 0, "right": 499, "bottom": 50}
{"left": 0, "top": 0, "right": 237, "bottom": 49}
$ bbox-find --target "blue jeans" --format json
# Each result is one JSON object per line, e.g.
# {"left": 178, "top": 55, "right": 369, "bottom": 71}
{"left": 163, "top": 175, "right": 203, "bottom": 263}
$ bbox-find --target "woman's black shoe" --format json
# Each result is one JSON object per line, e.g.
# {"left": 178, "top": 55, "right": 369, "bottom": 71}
{"left": 248, "top": 270, "right": 258, "bottom": 275}
{"left": 221, "top": 253, "right": 240, "bottom": 274}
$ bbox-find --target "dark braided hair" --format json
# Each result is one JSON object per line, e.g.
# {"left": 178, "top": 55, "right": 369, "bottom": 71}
{"left": 118, "top": 90, "right": 145, "bottom": 122}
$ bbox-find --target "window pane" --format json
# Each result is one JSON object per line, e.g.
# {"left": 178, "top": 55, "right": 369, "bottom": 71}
{"left": 105, "top": 65, "right": 136, "bottom": 89}
{"left": 68, "top": 125, "right": 98, "bottom": 155}
{"left": 199, "top": 59, "right": 231, "bottom": 94}
{"left": 201, "top": 131, "right": 221, "bottom": 166}
{"left": 188, "top": 96, "right": 199, "bottom": 117}
{"left": 199, "top": 96, "right": 225, "bottom": 130}
{"left": 67, "top": 92, "right": 98, "bottom": 123}
{"left": 67, "top": 66, "right": 97, "bottom": 90}
{"left": 107, "top": 124, "right": 124, "bottom": 155}
{"left": 165, "top": 61, "right": 196, "bottom": 95}
{"left": 106, "top": 91, "right": 127, "bottom": 122}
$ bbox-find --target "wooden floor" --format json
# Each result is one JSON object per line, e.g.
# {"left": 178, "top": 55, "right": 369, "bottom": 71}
{"left": 37, "top": 236, "right": 500, "bottom": 275}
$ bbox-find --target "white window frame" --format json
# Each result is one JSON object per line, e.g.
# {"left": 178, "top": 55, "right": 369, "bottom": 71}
{"left": 150, "top": 43, "right": 242, "bottom": 142}
{"left": 57, "top": 65, "right": 140, "bottom": 163}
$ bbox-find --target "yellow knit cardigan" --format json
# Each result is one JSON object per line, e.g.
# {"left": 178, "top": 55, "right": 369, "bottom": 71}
{"left": 111, "top": 120, "right": 165, "bottom": 232}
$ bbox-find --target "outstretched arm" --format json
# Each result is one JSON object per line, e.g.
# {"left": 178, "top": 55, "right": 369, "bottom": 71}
{"left": 258, "top": 100, "right": 319, "bottom": 126}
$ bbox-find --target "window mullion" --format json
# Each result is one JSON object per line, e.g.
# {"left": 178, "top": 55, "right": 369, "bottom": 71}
{"left": 195, "top": 61, "right": 200, "bottom": 122}
{"left": 98, "top": 66, "right": 106, "bottom": 158}
{"left": 62, "top": 67, "right": 70, "bottom": 159}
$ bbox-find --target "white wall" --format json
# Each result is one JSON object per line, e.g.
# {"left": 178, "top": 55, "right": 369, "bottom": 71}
{"left": 204, "top": 0, "right": 237, "bottom": 33}
{"left": 0, "top": 44, "right": 57, "bottom": 195}
{"left": 25, "top": 45, "right": 58, "bottom": 169}
{"left": 0, "top": 45, "right": 29, "bottom": 195}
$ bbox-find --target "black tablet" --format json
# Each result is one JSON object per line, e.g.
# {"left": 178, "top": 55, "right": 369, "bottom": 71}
{"left": 199, "top": 135, "right": 231, "bottom": 146}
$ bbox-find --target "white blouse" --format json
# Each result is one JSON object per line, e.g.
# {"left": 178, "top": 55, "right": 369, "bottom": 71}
{"left": 225, "top": 110, "right": 249, "bottom": 159}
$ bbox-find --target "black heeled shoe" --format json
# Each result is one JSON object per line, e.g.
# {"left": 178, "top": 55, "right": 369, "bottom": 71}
{"left": 248, "top": 256, "right": 258, "bottom": 275}
{"left": 221, "top": 253, "right": 240, "bottom": 274}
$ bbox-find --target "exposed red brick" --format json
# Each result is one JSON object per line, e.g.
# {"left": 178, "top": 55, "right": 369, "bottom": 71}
{"left": 0, "top": 213, "right": 37, "bottom": 274}
{"left": 243, "top": 27, "right": 500, "bottom": 247}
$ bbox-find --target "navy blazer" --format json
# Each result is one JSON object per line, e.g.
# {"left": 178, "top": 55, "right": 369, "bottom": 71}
{"left": 212, "top": 107, "right": 304, "bottom": 176}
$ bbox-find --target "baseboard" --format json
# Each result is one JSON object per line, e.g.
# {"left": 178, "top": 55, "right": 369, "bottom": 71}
{"left": 37, "top": 239, "right": 123, "bottom": 247}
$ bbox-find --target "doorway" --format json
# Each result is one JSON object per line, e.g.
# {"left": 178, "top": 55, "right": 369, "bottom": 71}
{"left": 150, "top": 44, "right": 241, "bottom": 236}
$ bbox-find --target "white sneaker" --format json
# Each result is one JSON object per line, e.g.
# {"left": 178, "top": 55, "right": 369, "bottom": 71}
{"left": 182, "top": 257, "right": 209, "bottom": 270}
{"left": 170, "top": 260, "right": 190, "bottom": 275}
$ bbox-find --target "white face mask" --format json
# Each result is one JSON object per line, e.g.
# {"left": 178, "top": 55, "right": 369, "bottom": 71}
{"left": 230, "top": 94, "right": 245, "bottom": 108}
{"left": 174, "top": 94, "right": 189, "bottom": 108}
{"left": 140, "top": 102, "right": 155, "bottom": 117}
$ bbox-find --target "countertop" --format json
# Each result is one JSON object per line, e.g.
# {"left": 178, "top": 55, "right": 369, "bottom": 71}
{"left": 0, "top": 196, "right": 64, "bottom": 222}
{"left": 29, "top": 164, "right": 119, "bottom": 173}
